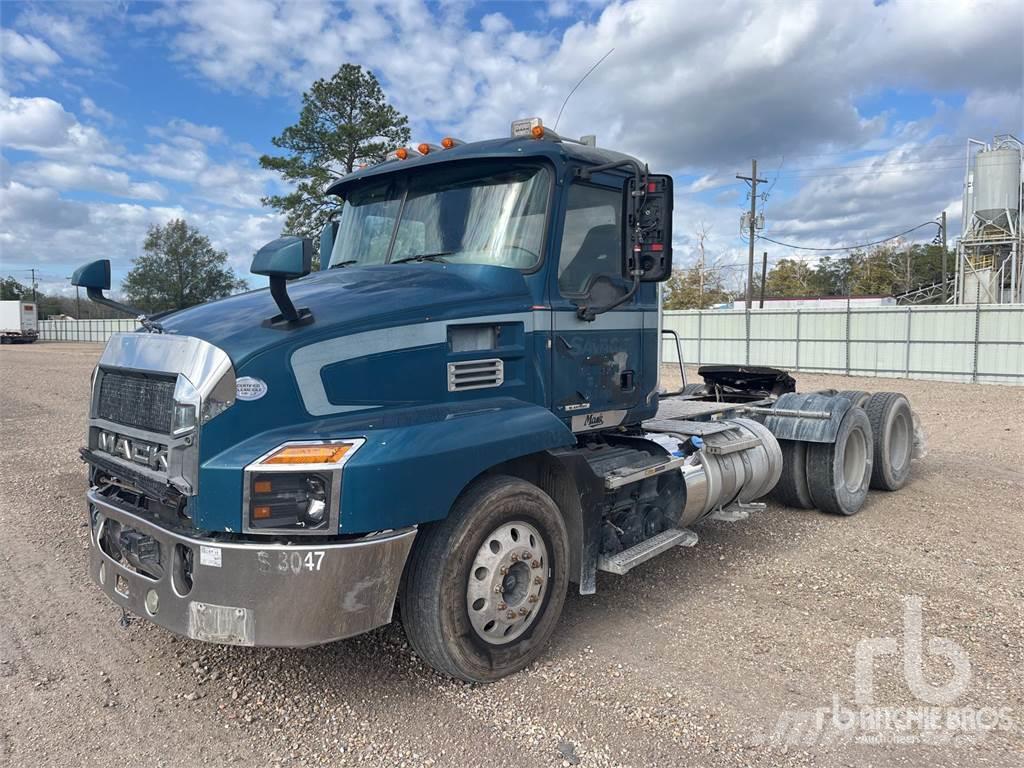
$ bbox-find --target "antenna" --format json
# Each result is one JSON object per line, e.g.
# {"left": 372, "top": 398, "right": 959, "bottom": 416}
{"left": 553, "top": 47, "right": 614, "bottom": 132}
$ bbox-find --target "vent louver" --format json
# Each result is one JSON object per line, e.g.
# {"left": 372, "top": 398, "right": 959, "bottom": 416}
{"left": 447, "top": 359, "right": 504, "bottom": 392}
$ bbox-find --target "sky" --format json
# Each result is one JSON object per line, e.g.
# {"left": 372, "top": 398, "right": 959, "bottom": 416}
{"left": 1, "top": 0, "right": 1021, "bottom": 297}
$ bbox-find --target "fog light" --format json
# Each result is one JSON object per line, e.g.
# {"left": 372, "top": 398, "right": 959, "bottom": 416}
{"left": 145, "top": 589, "right": 160, "bottom": 615}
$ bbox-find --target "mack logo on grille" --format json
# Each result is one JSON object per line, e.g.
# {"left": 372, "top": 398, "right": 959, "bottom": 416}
{"left": 97, "top": 370, "right": 176, "bottom": 433}
{"left": 98, "top": 430, "right": 169, "bottom": 472}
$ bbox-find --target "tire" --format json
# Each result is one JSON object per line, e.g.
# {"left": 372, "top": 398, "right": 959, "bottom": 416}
{"left": 835, "top": 390, "right": 870, "bottom": 408}
{"left": 681, "top": 383, "right": 706, "bottom": 397}
{"left": 770, "top": 439, "right": 814, "bottom": 509}
{"left": 806, "top": 407, "right": 873, "bottom": 516}
{"left": 864, "top": 392, "right": 914, "bottom": 491}
{"left": 399, "top": 475, "right": 569, "bottom": 683}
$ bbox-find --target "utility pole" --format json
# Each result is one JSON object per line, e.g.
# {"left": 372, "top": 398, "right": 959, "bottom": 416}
{"left": 737, "top": 160, "right": 767, "bottom": 308}
{"left": 759, "top": 251, "right": 768, "bottom": 308}
{"left": 30, "top": 268, "right": 37, "bottom": 302}
{"left": 940, "top": 210, "right": 948, "bottom": 302}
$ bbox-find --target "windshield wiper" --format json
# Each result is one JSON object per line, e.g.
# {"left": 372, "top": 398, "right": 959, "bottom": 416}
{"left": 329, "top": 259, "right": 360, "bottom": 269}
{"left": 391, "top": 251, "right": 454, "bottom": 264}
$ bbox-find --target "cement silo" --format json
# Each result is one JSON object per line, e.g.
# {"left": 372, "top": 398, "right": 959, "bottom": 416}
{"left": 957, "top": 135, "right": 1023, "bottom": 304}
{"left": 973, "top": 147, "right": 1021, "bottom": 231}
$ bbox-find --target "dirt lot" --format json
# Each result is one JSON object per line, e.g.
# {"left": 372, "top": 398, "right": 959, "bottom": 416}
{"left": 1, "top": 341, "right": 1021, "bottom": 768}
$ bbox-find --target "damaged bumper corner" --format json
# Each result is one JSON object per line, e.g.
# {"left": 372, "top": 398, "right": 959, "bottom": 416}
{"left": 87, "top": 489, "right": 416, "bottom": 647}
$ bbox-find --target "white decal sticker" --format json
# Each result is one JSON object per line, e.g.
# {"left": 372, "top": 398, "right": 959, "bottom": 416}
{"left": 236, "top": 377, "right": 268, "bottom": 401}
{"left": 199, "top": 545, "right": 222, "bottom": 568}
{"left": 563, "top": 403, "right": 590, "bottom": 412}
{"left": 571, "top": 409, "right": 628, "bottom": 433}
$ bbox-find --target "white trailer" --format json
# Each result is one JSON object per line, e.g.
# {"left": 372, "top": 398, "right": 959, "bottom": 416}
{"left": 0, "top": 300, "right": 39, "bottom": 343}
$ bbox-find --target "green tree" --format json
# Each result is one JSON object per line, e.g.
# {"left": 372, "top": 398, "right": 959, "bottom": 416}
{"left": 0, "top": 276, "right": 30, "bottom": 301}
{"left": 765, "top": 258, "right": 821, "bottom": 297}
{"left": 664, "top": 267, "right": 732, "bottom": 308}
{"left": 260, "top": 64, "right": 411, "bottom": 248}
{"left": 122, "top": 219, "right": 247, "bottom": 313}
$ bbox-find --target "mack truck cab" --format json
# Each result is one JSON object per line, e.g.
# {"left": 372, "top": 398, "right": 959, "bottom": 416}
{"left": 73, "top": 118, "right": 920, "bottom": 682}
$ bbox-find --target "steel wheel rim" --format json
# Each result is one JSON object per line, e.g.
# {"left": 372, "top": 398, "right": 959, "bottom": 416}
{"left": 890, "top": 411, "right": 911, "bottom": 472}
{"left": 843, "top": 427, "right": 868, "bottom": 493}
{"left": 466, "top": 520, "right": 548, "bottom": 645}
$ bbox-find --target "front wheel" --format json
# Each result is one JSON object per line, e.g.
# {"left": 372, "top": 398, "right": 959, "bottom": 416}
{"left": 399, "top": 475, "right": 569, "bottom": 682}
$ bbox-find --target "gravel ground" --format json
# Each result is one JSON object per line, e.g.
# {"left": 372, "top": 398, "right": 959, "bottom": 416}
{"left": 1, "top": 342, "right": 1021, "bottom": 768}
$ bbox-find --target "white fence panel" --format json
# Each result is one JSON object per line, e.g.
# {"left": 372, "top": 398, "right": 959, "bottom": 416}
{"left": 38, "top": 319, "right": 139, "bottom": 343}
{"left": 663, "top": 305, "right": 1024, "bottom": 385}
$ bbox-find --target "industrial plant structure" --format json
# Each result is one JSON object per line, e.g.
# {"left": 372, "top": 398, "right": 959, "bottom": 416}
{"left": 956, "top": 134, "right": 1023, "bottom": 304}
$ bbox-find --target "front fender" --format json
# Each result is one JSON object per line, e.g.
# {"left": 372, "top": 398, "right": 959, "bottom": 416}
{"left": 197, "top": 398, "right": 576, "bottom": 534}
{"left": 341, "top": 399, "right": 576, "bottom": 531}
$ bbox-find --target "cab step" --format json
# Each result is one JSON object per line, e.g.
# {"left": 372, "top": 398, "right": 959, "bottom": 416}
{"left": 597, "top": 528, "right": 698, "bottom": 575}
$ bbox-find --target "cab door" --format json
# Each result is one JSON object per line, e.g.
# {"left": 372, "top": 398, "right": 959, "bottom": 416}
{"left": 549, "top": 180, "right": 645, "bottom": 433}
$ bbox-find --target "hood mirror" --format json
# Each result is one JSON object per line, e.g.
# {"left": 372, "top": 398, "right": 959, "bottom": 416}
{"left": 251, "top": 237, "right": 314, "bottom": 327}
{"left": 72, "top": 259, "right": 160, "bottom": 329}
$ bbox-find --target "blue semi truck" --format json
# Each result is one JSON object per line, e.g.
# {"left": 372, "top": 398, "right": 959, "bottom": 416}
{"left": 73, "top": 118, "right": 919, "bottom": 682}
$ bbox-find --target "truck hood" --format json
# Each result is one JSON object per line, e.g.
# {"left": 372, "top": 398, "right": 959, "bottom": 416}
{"left": 157, "top": 262, "right": 534, "bottom": 364}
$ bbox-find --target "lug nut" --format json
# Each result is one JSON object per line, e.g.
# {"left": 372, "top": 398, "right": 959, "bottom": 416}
{"left": 494, "top": 585, "right": 503, "bottom": 593}
{"left": 531, "top": 560, "right": 541, "bottom": 568}
{"left": 499, "top": 566, "right": 509, "bottom": 575}
{"left": 534, "top": 576, "right": 542, "bottom": 585}
{"left": 527, "top": 595, "right": 538, "bottom": 603}
{"left": 522, "top": 551, "right": 532, "bottom": 561}
{"left": 519, "top": 607, "right": 529, "bottom": 616}
{"left": 498, "top": 602, "right": 507, "bottom": 610}
{"left": 510, "top": 553, "right": 519, "bottom": 562}
{"left": 506, "top": 611, "right": 516, "bottom": 620}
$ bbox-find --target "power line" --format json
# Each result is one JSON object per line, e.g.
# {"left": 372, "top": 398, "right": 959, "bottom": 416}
{"left": 758, "top": 221, "right": 941, "bottom": 252}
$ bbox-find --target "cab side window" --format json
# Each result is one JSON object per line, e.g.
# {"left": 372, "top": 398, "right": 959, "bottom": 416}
{"left": 557, "top": 184, "right": 622, "bottom": 296}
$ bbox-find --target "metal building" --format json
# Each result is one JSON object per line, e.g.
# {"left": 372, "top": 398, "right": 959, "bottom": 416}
{"left": 956, "top": 134, "right": 1023, "bottom": 304}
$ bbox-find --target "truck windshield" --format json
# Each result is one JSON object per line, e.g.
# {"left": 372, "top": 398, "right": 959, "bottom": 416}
{"left": 329, "top": 163, "right": 550, "bottom": 270}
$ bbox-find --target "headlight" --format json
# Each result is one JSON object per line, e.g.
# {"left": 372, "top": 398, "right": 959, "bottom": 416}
{"left": 172, "top": 374, "right": 233, "bottom": 435}
{"left": 244, "top": 439, "right": 363, "bottom": 535}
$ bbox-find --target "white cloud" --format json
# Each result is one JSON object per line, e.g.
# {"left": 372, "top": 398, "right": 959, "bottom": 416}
{"left": 15, "top": 6, "right": 110, "bottom": 61}
{"left": 12, "top": 161, "right": 168, "bottom": 201}
{"left": 0, "top": 91, "right": 118, "bottom": 164}
{"left": 80, "top": 96, "right": 114, "bottom": 125}
{"left": 1, "top": 29, "right": 62, "bottom": 66}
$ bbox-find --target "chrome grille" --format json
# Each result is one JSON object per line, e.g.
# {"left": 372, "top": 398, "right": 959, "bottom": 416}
{"left": 97, "top": 370, "right": 176, "bottom": 434}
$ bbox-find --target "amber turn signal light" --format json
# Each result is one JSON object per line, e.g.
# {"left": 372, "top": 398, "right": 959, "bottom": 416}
{"left": 263, "top": 444, "right": 352, "bottom": 465}
{"left": 253, "top": 479, "right": 273, "bottom": 494}
{"left": 253, "top": 505, "right": 272, "bottom": 520}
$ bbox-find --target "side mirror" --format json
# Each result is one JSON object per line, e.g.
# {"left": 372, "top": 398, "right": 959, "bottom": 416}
{"left": 71, "top": 258, "right": 150, "bottom": 321}
{"left": 251, "top": 236, "right": 312, "bottom": 279}
{"left": 319, "top": 222, "right": 339, "bottom": 271}
{"left": 624, "top": 174, "right": 673, "bottom": 282}
{"left": 251, "top": 236, "right": 314, "bottom": 327}
{"left": 71, "top": 259, "right": 111, "bottom": 290}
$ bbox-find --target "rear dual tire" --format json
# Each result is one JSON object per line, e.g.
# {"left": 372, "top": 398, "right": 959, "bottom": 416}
{"left": 864, "top": 392, "right": 914, "bottom": 491}
{"left": 806, "top": 407, "right": 873, "bottom": 516}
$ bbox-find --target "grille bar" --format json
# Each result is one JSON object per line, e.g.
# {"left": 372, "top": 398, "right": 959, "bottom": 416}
{"left": 97, "top": 370, "right": 176, "bottom": 434}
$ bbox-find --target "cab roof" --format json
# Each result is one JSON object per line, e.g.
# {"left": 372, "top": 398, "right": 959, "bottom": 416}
{"left": 324, "top": 136, "right": 640, "bottom": 197}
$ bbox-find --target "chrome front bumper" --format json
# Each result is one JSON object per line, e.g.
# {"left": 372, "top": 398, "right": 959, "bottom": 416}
{"left": 87, "top": 490, "right": 416, "bottom": 647}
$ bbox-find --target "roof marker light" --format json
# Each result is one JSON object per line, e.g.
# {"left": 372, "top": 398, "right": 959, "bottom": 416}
{"left": 511, "top": 117, "right": 543, "bottom": 138}
{"left": 395, "top": 147, "right": 409, "bottom": 160}
{"left": 417, "top": 142, "right": 442, "bottom": 155}
{"left": 441, "top": 137, "right": 464, "bottom": 149}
